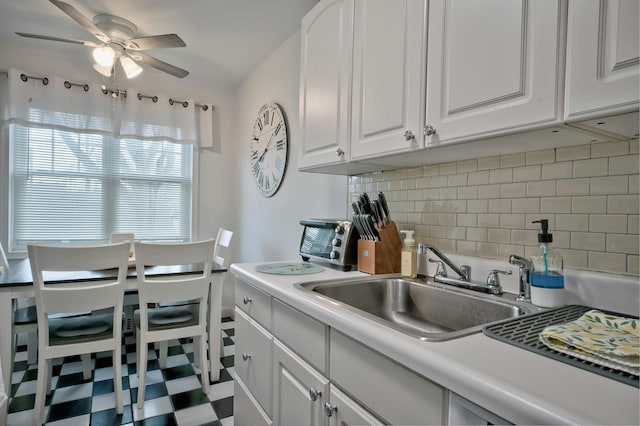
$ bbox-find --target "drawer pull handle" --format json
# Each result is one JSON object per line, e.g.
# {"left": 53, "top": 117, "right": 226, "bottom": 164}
{"left": 309, "top": 387, "right": 321, "bottom": 401}
{"left": 324, "top": 402, "right": 336, "bottom": 417}
{"left": 242, "top": 353, "right": 251, "bottom": 361}
{"left": 242, "top": 296, "right": 252, "bottom": 305}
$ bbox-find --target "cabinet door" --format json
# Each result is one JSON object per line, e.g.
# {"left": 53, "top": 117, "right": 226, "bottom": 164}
{"left": 564, "top": 0, "right": 640, "bottom": 120}
{"left": 299, "top": 0, "right": 354, "bottom": 169}
{"left": 235, "top": 308, "right": 273, "bottom": 417}
{"left": 350, "top": 0, "right": 427, "bottom": 159}
{"left": 327, "top": 385, "right": 384, "bottom": 425}
{"left": 273, "top": 340, "right": 330, "bottom": 426}
{"left": 425, "top": 0, "right": 564, "bottom": 145}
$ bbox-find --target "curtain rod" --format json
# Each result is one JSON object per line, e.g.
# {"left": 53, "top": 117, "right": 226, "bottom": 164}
{"left": 8, "top": 71, "right": 213, "bottom": 111}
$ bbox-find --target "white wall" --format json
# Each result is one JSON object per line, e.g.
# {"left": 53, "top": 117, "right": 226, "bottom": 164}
{"left": 232, "top": 30, "right": 348, "bottom": 263}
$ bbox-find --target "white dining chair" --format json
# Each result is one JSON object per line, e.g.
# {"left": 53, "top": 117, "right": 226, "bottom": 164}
{"left": 28, "top": 242, "right": 130, "bottom": 426}
{"left": 156, "top": 228, "right": 234, "bottom": 382}
{"left": 133, "top": 239, "right": 214, "bottom": 408}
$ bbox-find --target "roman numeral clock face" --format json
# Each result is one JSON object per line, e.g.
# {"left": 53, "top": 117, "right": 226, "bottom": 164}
{"left": 250, "top": 103, "right": 288, "bottom": 197}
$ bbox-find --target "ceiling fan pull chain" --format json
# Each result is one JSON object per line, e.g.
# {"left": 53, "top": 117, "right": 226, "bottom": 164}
{"left": 63, "top": 80, "right": 90, "bottom": 92}
{"left": 20, "top": 73, "right": 48, "bottom": 85}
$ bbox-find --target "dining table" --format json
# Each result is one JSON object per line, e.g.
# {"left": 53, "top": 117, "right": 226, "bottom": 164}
{"left": 0, "top": 258, "right": 226, "bottom": 426}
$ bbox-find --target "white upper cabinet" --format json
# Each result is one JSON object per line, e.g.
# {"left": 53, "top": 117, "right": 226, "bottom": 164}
{"left": 350, "top": 0, "right": 427, "bottom": 159}
{"left": 564, "top": 0, "right": 640, "bottom": 121}
{"left": 298, "top": 0, "right": 354, "bottom": 170}
{"left": 424, "top": 0, "right": 565, "bottom": 146}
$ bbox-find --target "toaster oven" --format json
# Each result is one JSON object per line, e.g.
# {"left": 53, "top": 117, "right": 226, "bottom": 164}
{"left": 299, "top": 219, "right": 359, "bottom": 270}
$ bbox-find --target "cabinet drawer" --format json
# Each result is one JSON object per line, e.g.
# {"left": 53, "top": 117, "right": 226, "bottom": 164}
{"left": 235, "top": 278, "right": 272, "bottom": 331}
{"left": 234, "top": 308, "right": 273, "bottom": 417}
{"left": 273, "top": 299, "right": 328, "bottom": 374}
{"left": 234, "top": 373, "right": 273, "bottom": 426}
{"left": 330, "top": 330, "right": 445, "bottom": 425}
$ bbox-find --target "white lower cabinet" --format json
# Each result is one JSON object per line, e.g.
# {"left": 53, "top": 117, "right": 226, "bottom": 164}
{"left": 325, "top": 385, "right": 384, "bottom": 425}
{"left": 234, "top": 278, "right": 447, "bottom": 426}
{"left": 272, "top": 340, "right": 330, "bottom": 426}
{"left": 234, "top": 308, "right": 273, "bottom": 418}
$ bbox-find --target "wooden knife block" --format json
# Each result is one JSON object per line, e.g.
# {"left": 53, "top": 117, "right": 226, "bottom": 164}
{"left": 357, "top": 221, "right": 403, "bottom": 274}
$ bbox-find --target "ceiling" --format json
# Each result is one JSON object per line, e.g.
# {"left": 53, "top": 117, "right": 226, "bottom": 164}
{"left": 0, "top": 0, "right": 317, "bottom": 95}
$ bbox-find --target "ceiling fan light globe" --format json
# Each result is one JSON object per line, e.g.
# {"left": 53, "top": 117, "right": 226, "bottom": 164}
{"left": 120, "top": 56, "right": 143, "bottom": 79}
{"left": 92, "top": 63, "right": 112, "bottom": 77}
{"left": 93, "top": 45, "right": 116, "bottom": 67}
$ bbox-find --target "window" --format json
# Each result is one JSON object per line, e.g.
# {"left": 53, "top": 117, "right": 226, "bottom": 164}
{"left": 9, "top": 124, "right": 193, "bottom": 251}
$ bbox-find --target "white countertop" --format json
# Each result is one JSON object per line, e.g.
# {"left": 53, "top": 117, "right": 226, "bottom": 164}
{"left": 231, "top": 261, "right": 640, "bottom": 425}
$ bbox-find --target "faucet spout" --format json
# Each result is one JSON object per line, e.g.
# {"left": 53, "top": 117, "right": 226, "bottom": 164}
{"left": 422, "top": 245, "right": 470, "bottom": 281}
{"left": 509, "top": 254, "right": 531, "bottom": 302}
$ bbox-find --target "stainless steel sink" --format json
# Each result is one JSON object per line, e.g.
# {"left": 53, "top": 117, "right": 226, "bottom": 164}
{"left": 297, "top": 275, "right": 540, "bottom": 341}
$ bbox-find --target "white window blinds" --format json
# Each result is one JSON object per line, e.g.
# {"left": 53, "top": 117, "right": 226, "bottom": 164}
{"left": 10, "top": 124, "right": 192, "bottom": 251}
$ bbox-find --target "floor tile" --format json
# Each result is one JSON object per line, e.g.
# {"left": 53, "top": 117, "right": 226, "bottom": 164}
{"left": 8, "top": 318, "right": 236, "bottom": 426}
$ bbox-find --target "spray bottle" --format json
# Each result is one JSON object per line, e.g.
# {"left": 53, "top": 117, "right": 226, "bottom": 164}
{"left": 400, "top": 230, "right": 417, "bottom": 278}
{"left": 530, "top": 219, "right": 565, "bottom": 308}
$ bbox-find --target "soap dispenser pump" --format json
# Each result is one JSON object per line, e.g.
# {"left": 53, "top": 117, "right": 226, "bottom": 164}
{"left": 400, "top": 230, "right": 417, "bottom": 278}
{"left": 530, "top": 219, "right": 565, "bottom": 308}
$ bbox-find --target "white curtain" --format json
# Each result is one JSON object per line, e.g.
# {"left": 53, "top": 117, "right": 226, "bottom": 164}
{"left": 0, "top": 67, "right": 212, "bottom": 147}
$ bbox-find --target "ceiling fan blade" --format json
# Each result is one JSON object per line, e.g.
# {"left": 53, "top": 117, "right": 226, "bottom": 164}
{"left": 130, "top": 52, "right": 189, "bottom": 79}
{"left": 50, "top": 0, "right": 110, "bottom": 42}
{"left": 16, "top": 32, "right": 100, "bottom": 47}
{"left": 126, "top": 34, "right": 186, "bottom": 50}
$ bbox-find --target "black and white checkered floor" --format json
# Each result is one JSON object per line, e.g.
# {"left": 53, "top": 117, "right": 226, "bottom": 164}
{"left": 7, "top": 317, "right": 235, "bottom": 425}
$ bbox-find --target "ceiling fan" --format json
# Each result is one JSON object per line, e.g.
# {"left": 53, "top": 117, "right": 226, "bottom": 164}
{"left": 16, "top": 0, "right": 189, "bottom": 79}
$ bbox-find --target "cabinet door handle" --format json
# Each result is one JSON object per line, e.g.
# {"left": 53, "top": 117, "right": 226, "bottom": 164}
{"left": 242, "top": 353, "right": 251, "bottom": 361}
{"left": 324, "top": 402, "right": 336, "bottom": 417}
{"left": 242, "top": 296, "right": 252, "bottom": 305}
{"left": 403, "top": 130, "right": 415, "bottom": 142}
{"left": 424, "top": 124, "right": 437, "bottom": 136}
{"left": 336, "top": 147, "right": 345, "bottom": 157}
{"left": 309, "top": 387, "right": 321, "bottom": 401}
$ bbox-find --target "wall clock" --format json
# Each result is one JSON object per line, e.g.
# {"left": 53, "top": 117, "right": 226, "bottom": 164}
{"left": 250, "top": 102, "right": 288, "bottom": 197}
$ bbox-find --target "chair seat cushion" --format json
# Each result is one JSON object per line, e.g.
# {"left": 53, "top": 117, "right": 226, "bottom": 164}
{"left": 49, "top": 313, "right": 115, "bottom": 344}
{"left": 134, "top": 305, "right": 199, "bottom": 331}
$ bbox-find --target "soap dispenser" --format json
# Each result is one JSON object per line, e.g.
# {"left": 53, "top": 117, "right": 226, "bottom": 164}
{"left": 400, "top": 230, "right": 417, "bottom": 278}
{"left": 530, "top": 219, "right": 565, "bottom": 308}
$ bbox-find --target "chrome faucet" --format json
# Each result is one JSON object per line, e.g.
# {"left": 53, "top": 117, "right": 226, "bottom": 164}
{"left": 421, "top": 244, "right": 471, "bottom": 281}
{"left": 509, "top": 254, "right": 531, "bottom": 302}
{"left": 419, "top": 244, "right": 503, "bottom": 295}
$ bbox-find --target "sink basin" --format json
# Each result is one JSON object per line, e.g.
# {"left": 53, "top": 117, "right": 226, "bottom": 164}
{"left": 297, "top": 276, "right": 540, "bottom": 341}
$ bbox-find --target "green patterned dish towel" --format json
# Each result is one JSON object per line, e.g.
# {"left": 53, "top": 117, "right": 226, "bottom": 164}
{"left": 539, "top": 309, "right": 639, "bottom": 376}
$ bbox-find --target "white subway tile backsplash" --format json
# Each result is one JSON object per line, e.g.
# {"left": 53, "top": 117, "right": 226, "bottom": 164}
{"left": 591, "top": 140, "right": 629, "bottom": 158}
{"left": 606, "top": 234, "right": 640, "bottom": 254}
{"left": 526, "top": 149, "right": 555, "bottom": 165}
{"left": 556, "top": 144, "right": 590, "bottom": 161}
{"left": 556, "top": 178, "right": 590, "bottom": 196}
{"left": 573, "top": 158, "right": 608, "bottom": 177}
{"left": 589, "top": 215, "right": 628, "bottom": 233}
{"left": 542, "top": 162, "right": 572, "bottom": 180}
{"left": 590, "top": 176, "right": 628, "bottom": 194}
{"left": 572, "top": 196, "right": 607, "bottom": 213}
{"left": 501, "top": 153, "right": 526, "bottom": 168}
{"left": 608, "top": 195, "right": 639, "bottom": 214}
{"left": 609, "top": 154, "right": 639, "bottom": 175}
{"left": 571, "top": 232, "right": 606, "bottom": 251}
{"left": 350, "top": 141, "right": 639, "bottom": 275}
{"left": 489, "top": 168, "right": 513, "bottom": 184}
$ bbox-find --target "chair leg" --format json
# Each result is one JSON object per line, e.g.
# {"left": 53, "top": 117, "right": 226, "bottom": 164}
{"left": 81, "top": 353, "right": 92, "bottom": 380}
{"left": 198, "top": 335, "right": 210, "bottom": 395}
{"left": 27, "top": 331, "right": 38, "bottom": 365}
{"left": 114, "top": 346, "right": 123, "bottom": 414}
{"left": 193, "top": 338, "right": 201, "bottom": 368}
{"left": 209, "top": 332, "right": 222, "bottom": 383}
{"left": 46, "top": 361, "right": 53, "bottom": 396}
{"left": 137, "top": 336, "right": 148, "bottom": 409}
{"left": 33, "top": 357, "right": 49, "bottom": 426}
{"left": 158, "top": 340, "right": 168, "bottom": 369}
